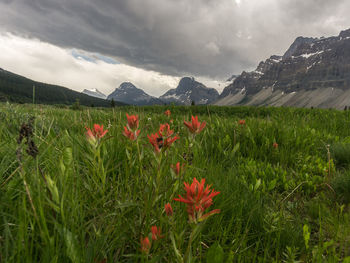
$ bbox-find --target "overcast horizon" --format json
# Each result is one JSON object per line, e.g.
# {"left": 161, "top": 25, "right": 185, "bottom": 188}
{"left": 0, "top": 0, "right": 350, "bottom": 97}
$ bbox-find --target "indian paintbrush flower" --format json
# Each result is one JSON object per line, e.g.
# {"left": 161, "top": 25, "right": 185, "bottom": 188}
{"left": 151, "top": 226, "right": 164, "bottom": 241}
{"left": 148, "top": 133, "right": 163, "bottom": 154}
{"left": 165, "top": 203, "right": 173, "bottom": 216}
{"left": 184, "top": 116, "right": 206, "bottom": 134}
{"left": 141, "top": 237, "right": 151, "bottom": 254}
{"left": 158, "top": 123, "right": 174, "bottom": 138}
{"left": 174, "top": 177, "right": 220, "bottom": 223}
{"left": 122, "top": 126, "right": 140, "bottom": 141}
{"left": 148, "top": 123, "right": 179, "bottom": 153}
{"left": 273, "top": 142, "right": 278, "bottom": 149}
{"left": 171, "top": 162, "right": 184, "bottom": 176}
{"left": 164, "top": 110, "right": 171, "bottom": 117}
{"left": 238, "top": 119, "right": 246, "bottom": 125}
{"left": 85, "top": 124, "right": 108, "bottom": 143}
{"left": 126, "top": 113, "right": 139, "bottom": 130}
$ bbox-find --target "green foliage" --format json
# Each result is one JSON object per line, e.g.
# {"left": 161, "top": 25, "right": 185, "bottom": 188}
{"left": 206, "top": 242, "right": 224, "bottom": 263}
{"left": 331, "top": 171, "right": 350, "bottom": 204}
{"left": 332, "top": 142, "right": 350, "bottom": 168}
{"left": 111, "top": 98, "right": 115, "bottom": 108}
{"left": 71, "top": 99, "right": 81, "bottom": 110}
{"left": 0, "top": 103, "right": 350, "bottom": 262}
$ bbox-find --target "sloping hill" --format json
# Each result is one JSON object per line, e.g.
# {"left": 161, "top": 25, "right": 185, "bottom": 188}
{"left": 0, "top": 68, "right": 123, "bottom": 106}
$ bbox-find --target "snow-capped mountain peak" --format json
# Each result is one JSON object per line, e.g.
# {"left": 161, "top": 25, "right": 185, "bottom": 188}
{"left": 159, "top": 77, "right": 219, "bottom": 105}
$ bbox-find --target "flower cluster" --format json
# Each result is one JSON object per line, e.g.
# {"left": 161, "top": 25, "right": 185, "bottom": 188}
{"left": 85, "top": 114, "right": 219, "bottom": 257}
{"left": 141, "top": 226, "right": 163, "bottom": 254}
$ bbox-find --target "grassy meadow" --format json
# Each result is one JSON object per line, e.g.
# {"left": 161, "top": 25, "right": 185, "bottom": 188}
{"left": 1, "top": 102, "right": 350, "bottom": 262}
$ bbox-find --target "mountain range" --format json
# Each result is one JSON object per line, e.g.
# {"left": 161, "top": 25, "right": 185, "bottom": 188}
{"left": 2, "top": 28, "right": 350, "bottom": 109}
{"left": 89, "top": 77, "right": 219, "bottom": 106}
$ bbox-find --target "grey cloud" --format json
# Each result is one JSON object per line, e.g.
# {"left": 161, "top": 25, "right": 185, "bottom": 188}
{"left": 0, "top": 0, "right": 350, "bottom": 79}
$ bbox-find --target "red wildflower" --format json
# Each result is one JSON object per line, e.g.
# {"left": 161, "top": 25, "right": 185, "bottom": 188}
{"left": 163, "top": 135, "right": 179, "bottom": 149}
{"left": 151, "top": 226, "right": 164, "bottom": 241}
{"left": 158, "top": 123, "right": 174, "bottom": 138}
{"left": 148, "top": 133, "right": 162, "bottom": 154}
{"left": 164, "top": 203, "right": 173, "bottom": 216}
{"left": 238, "top": 119, "right": 246, "bottom": 125}
{"left": 184, "top": 116, "right": 206, "bottom": 134}
{"left": 174, "top": 177, "right": 220, "bottom": 223}
{"left": 164, "top": 110, "right": 171, "bottom": 117}
{"left": 122, "top": 126, "right": 140, "bottom": 141}
{"left": 273, "top": 142, "right": 278, "bottom": 149}
{"left": 148, "top": 123, "right": 179, "bottom": 153}
{"left": 171, "top": 162, "right": 184, "bottom": 176}
{"left": 126, "top": 113, "right": 139, "bottom": 130}
{"left": 85, "top": 124, "right": 108, "bottom": 142}
{"left": 141, "top": 237, "right": 151, "bottom": 254}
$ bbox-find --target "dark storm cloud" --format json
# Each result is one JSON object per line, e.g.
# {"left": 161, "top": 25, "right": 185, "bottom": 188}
{"left": 0, "top": 0, "right": 350, "bottom": 78}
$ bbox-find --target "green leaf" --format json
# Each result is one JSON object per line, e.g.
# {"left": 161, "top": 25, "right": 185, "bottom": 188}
{"left": 268, "top": 179, "right": 277, "bottom": 191}
{"left": 254, "top": 179, "right": 261, "bottom": 191}
{"left": 63, "top": 228, "right": 80, "bottom": 263}
{"left": 206, "top": 242, "right": 224, "bottom": 263}
{"left": 343, "top": 257, "right": 350, "bottom": 263}
{"left": 231, "top": 142, "right": 240, "bottom": 155}
{"left": 126, "top": 148, "right": 131, "bottom": 160}
{"left": 303, "top": 224, "right": 310, "bottom": 250}
{"left": 46, "top": 175, "right": 60, "bottom": 205}
{"left": 62, "top": 147, "right": 73, "bottom": 167}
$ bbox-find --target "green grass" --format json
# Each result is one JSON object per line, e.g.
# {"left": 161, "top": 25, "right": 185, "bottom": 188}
{"left": 1, "top": 102, "right": 350, "bottom": 262}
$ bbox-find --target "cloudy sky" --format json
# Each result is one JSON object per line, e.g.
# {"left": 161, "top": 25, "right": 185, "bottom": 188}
{"left": 0, "top": 0, "right": 349, "bottom": 96}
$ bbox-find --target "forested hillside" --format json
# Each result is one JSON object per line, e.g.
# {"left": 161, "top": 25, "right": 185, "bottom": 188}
{"left": 0, "top": 68, "right": 123, "bottom": 107}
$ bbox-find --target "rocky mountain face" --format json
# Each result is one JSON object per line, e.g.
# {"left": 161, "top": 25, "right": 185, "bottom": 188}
{"left": 82, "top": 88, "right": 106, "bottom": 99}
{"left": 107, "top": 82, "right": 163, "bottom": 106}
{"left": 160, "top": 77, "right": 219, "bottom": 105}
{"left": 216, "top": 29, "right": 350, "bottom": 109}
